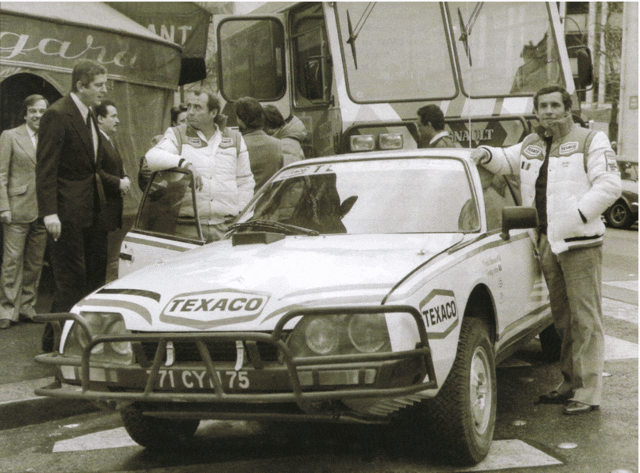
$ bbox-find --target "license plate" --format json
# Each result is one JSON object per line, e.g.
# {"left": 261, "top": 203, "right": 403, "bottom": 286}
{"left": 144, "top": 368, "right": 287, "bottom": 392}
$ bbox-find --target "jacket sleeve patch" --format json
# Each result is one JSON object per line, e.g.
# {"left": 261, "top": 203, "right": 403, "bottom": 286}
{"left": 605, "top": 150, "right": 619, "bottom": 172}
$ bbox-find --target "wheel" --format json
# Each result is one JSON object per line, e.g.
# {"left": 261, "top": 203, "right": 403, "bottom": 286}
{"left": 397, "top": 317, "right": 496, "bottom": 465}
{"left": 539, "top": 324, "right": 562, "bottom": 362}
{"left": 605, "top": 201, "right": 632, "bottom": 229}
{"left": 121, "top": 406, "right": 200, "bottom": 450}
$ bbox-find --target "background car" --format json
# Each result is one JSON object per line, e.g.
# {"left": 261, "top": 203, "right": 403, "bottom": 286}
{"left": 603, "top": 160, "right": 638, "bottom": 229}
{"left": 35, "top": 149, "right": 558, "bottom": 466}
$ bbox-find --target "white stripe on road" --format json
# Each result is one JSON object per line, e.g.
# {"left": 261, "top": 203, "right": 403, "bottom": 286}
{"left": 0, "top": 377, "right": 55, "bottom": 405}
{"left": 605, "top": 335, "right": 638, "bottom": 361}
{"left": 604, "top": 280, "right": 639, "bottom": 292}
{"left": 53, "top": 427, "right": 137, "bottom": 452}
{"left": 459, "top": 439, "right": 561, "bottom": 471}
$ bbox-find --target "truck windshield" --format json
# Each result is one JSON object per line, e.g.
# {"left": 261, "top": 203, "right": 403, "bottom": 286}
{"left": 335, "top": 2, "right": 565, "bottom": 103}
{"left": 450, "top": 2, "right": 565, "bottom": 96}
{"left": 335, "top": 3, "right": 457, "bottom": 102}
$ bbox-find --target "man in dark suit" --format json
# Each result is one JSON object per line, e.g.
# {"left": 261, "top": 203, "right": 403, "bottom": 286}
{"left": 93, "top": 100, "right": 130, "bottom": 290}
{"left": 36, "top": 59, "right": 108, "bottom": 329}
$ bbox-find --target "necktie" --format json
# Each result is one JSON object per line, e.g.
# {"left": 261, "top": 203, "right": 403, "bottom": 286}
{"left": 86, "top": 111, "right": 93, "bottom": 132}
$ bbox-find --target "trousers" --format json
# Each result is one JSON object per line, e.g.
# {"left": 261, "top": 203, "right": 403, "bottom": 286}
{"left": 539, "top": 233, "right": 604, "bottom": 406}
{"left": 0, "top": 220, "right": 47, "bottom": 321}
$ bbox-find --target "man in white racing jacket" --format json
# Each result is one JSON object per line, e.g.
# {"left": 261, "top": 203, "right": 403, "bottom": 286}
{"left": 472, "top": 85, "right": 621, "bottom": 415}
{"left": 146, "top": 90, "right": 255, "bottom": 242}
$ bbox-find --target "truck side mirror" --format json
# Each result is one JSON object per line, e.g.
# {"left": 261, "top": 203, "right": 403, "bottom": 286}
{"left": 501, "top": 207, "right": 538, "bottom": 241}
{"left": 577, "top": 47, "right": 593, "bottom": 88}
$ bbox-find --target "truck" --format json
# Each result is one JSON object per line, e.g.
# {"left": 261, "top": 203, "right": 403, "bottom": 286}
{"left": 214, "top": 2, "right": 592, "bottom": 157}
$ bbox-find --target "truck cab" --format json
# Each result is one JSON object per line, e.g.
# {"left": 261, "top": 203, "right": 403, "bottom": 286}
{"left": 215, "top": 2, "right": 583, "bottom": 156}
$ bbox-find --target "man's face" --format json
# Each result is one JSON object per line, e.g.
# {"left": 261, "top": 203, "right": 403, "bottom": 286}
{"left": 99, "top": 105, "right": 119, "bottom": 136}
{"left": 535, "top": 92, "right": 567, "bottom": 128}
{"left": 77, "top": 73, "right": 108, "bottom": 107}
{"left": 418, "top": 121, "right": 435, "bottom": 143}
{"left": 187, "top": 93, "right": 216, "bottom": 130}
{"left": 25, "top": 99, "right": 48, "bottom": 132}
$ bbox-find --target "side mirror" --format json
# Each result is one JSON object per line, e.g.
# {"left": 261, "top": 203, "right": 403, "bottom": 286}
{"left": 501, "top": 207, "right": 538, "bottom": 241}
{"left": 577, "top": 47, "right": 593, "bottom": 88}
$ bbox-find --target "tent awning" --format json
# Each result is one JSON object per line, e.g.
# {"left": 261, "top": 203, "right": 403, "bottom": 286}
{"left": 106, "top": 2, "right": 213, "bottom": 85}
{"left": 0, "top": 2, "right": 182, "bottom": 89}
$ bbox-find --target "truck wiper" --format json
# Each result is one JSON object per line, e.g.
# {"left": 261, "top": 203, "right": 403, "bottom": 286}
{"left": 346, "top": 3, "right": 376, "bottom": 70}
{"left": 457, "top": 2, "right": 484, "bottom": 67}
{"left": 228, "top": 219, "right": 320, "bottom": 236}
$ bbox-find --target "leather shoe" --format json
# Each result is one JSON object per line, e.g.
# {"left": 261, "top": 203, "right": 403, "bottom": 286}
{"left": 0, "top": 319, "right": 11, "bottom": 329}
{"left": 536, "top": 390, "right": 573, "bottom": 404}
{"left": 563, "top": 401, "right": 599, "bottom": 415}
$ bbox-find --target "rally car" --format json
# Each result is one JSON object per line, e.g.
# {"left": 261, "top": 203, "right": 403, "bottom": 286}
{"left": 35, "top": 149, "right": 556, "bottom": 465}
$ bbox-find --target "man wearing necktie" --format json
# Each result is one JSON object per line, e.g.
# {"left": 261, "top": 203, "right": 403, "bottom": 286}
{"left": 36, "top": 59, "right": 108, "bottom": 350}
{"left": 0, "top": 95, "right": 49, "bottom": 329}
{"left": 91, "top": 100, "right": 130, "bottom": 291}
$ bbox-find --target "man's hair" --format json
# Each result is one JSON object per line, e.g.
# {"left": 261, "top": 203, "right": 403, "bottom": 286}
{"left": 263, "top": 105, "right": 286, "bottom": 129}
{"left": 533, "top": 85, "right": 572, "bottom": 111}
{"left": 189, "top": 89, "right": 225, "bottom": 127}
{"left": 94, "top": 99, "right": 116, "bottom": 119}
{"left": 417, "top": 104, "right": 445, "bottom": 131}
{"left": 235, "top": 97, "right": 264, "bottom": 129}
{"left": 71, "top": 59, "right": 107, "bottom": 93}
{"left": 171, "top": 104, "right": 188, "bottom": 125}
{"left": 22, "top": 94, "right": 48, "bottom": 117}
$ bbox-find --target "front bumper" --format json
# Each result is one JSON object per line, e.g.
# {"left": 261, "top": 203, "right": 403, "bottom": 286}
{"left": 35, "top": 305, "right": 437, "bottom": 419}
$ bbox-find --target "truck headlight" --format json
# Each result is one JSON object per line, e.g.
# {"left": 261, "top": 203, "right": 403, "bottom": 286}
{"left": 65, "top": 312, "right": 134, "bottom": 364}
{"left": 289, "top": 313, "right": 391, "bottom": 357}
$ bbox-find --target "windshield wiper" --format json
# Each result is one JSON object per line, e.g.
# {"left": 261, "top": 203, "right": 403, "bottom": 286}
{"left": 228, "top": 219, "right": 320, "bottom": 236}
{"left": 345, "top": 2, "right": 376, "bottom": 69}
{"left": 457, "top": 2, "right": 484, "bottom": 67}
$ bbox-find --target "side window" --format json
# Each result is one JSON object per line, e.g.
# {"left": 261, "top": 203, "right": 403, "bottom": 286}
{"left": 136, "top": 169, "right": 203, "bottom": 242}
{"left": 219, "top": 19, "right": 286, "bottom": 101}
{"left": 291, "top": 4, "right": 333, "bottom": 106}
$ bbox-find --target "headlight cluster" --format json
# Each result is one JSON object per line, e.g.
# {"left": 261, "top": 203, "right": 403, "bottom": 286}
{"left": 350, "top": 133, "right": 404, "bottom": 152}
{"left": 288, "top": 313, "right": 391, "bottom": 357}
{"left": 64, "top": 312, "right": 134, "bottom": 364}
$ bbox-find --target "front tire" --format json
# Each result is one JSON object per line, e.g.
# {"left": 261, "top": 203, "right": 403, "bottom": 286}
{"left": 605, "top": 201, "right": 632, "bottom": 229}
{"left": 121, "top": 406, "right": 200, "bottom": 450}
{"left": 399, "top": 317, "right": 496, "bottom": 465}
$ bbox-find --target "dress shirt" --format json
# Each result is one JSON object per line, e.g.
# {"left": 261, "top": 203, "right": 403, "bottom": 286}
{"left": 70, "top": 93, "right": 98, "bottom": 159}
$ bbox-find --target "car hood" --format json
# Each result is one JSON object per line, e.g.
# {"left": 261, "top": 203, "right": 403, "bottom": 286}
{"left": 91, "top": 233, "right": 464, "bottom": 331}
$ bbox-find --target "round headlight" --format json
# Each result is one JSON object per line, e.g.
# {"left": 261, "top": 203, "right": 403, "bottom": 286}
{"left": 76, "top": 322, "right": 104, "bottom": 354}
{"left": 347, "top": 313, "right": 389, "bottom": 353}
{"left": 107, "top": 320, "right": 132, "bottom": 356}
{"left": 305, "top": 317, "right": 339, "bottom": 355}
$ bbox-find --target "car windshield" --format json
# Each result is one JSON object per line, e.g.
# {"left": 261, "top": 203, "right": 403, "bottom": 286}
{"left": 237, "top": 157, "right": 476, "bottom": 235}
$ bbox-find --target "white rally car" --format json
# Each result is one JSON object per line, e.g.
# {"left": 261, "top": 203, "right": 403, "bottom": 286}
{"left": 35, "top": 149, "right": 558, "bottom": 465}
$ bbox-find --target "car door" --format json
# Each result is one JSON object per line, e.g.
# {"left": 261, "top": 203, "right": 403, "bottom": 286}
{"left": 119, "top": 168, "right": 204, "bottom": 278}
{"left": 482, "top": 175, "right": 548, "bottom": 342}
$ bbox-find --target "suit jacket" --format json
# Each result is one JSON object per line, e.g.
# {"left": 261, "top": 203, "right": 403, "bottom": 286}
{"left": 0, "top": 124, "right": 39, "bottom": 223}
{"left": 36, "top": 95, "right": 103, "bottom": 227}
{"left": 97, "top": 134, "right": 124, "bottom": 231}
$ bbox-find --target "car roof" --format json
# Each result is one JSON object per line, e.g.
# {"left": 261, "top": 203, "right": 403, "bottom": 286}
{"left": 291, "top": 148, "right": 474, "bottom": 166}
